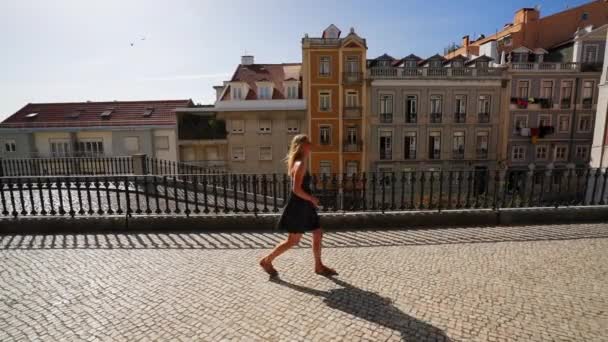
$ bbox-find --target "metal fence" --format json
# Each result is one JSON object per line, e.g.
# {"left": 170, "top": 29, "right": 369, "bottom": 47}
{"left": 0, "top": 168, "right": 606, "bottom": 218}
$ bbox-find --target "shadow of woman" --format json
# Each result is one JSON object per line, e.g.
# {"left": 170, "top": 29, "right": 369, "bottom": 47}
{"left": 271, "top": 276, "right": 450, "bottom": 341}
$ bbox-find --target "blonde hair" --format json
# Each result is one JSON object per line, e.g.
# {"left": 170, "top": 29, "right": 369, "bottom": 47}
{"left": 285, "top": 134, "right": 310, "bottom": 174}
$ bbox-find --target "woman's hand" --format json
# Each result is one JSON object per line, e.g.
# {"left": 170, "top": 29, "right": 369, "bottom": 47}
{"left": 310, "top": 196, "right": 320, "bottom": 208}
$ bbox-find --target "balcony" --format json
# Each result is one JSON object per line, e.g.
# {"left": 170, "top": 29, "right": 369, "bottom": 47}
{"left": 452, "top": 149, "right": 465, "bottom": 160}
{"left": 582, "top": 98, "right": 593, "bottom": 109}
{"left": 430, "top": 113, "right": 442, "bottom": 123}
{"left": 368, "top": 66, "right": 505, "bottom": 79}
{"left": 405, "top": 113, "right": 417, "bottom": 123}
{"left": 561, "top": 99, "right": 571, "bottom": 109}
{"left": 510, "top": 62, "right": 580, "bottom": 72}
{"left": 342, "top": 72, "right": 363, "bottom": 84}
{"left": 581, "top": 63, "right": 603, "bottom": 72}
{"left": 343, "top": 106, "right": 362, "bottom": 119}
{"left": 429, "top": 150, "right": 441, "bottom": 160}
{"left": 404, "top": 150, "right": 416, "bottom": 160}
{"left": 379, "top": 113, "right": 393, "bottom": 123}
{"left": 379, "top": 150, "right": 392, "bottom": 160}
{"left": 453, "top": 113, "right": 466, "bottom": 123}
{"left": 478, "top": 113, "right": 490, "bottom": 123}
{"left": 343, "top": 140, "right": 362, "bottom": 152}
{"left": 476, "top": 148, "right": 488, "bottom": 159}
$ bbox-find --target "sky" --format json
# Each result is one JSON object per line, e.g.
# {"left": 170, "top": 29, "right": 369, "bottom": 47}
{"left": 0, "top": 0, "right": 592, "bottom": 120}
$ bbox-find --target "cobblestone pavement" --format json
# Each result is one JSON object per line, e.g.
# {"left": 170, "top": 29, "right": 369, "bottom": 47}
{"left": 1, "top": 224, "right": 607, "bottom": 341}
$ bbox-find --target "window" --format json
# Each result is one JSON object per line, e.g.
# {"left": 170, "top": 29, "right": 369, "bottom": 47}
{"left": 379, "top": 94, "right": 393, "bottom": 123}
{"left": 404, "top": 132, "right": 416, "bottom": 159}
{"left": 406, "top": 95, "right": 417, "bottom": 115}
{"left": 319, "top": 56, "right": 331, "bottom": 76}
{"left": 231, "top": 86, "right": 243, "bottom": 100}
{"left": 4, "top": 139, "right": 16, "bottom": 153}
{"left": 286, "top": 85, "right": 299, "bottom": 99}
{"left": 378, "top": 166, "right": 393, "bottom": 187}
{"left": 514, "top": 115, "right": 528, "bottom": 132}
{"left": 50, "top": 139, "right": 70, "bottom": 157}
{"left": 76, "top": 139, "right": 104, "bottom": 156}
{"left": 319, "top": 91, "right": 331, "bottom": 111}
{"left": 320, "top": 125, "right": 331, "bottom": 145}
{"left": 319, "top": 161, "right": 332, "bottom": 176}
{"left": 478, "top": 95, "right": 490, "bottom": 114}
{"left": 558, "top": 115, "right": 570, "bottom": 133}
{"left": 477, "top": 61, "right": 489, "bottom": 69}
{"left": 379, "top": 130, "right": 392, "bottom": 160}
{"left": 259, "top": 146, "right": 272, "bottom": 161}
{"left": 258, "top": 119, "right": 272, "bottom": 134}
{"left": 582, "top": 81, "right": 594, "bottom": 100}
{"left": 346, "top": 161, "right": 358, "bottom": 176}
{"left": 455, "top": 95, "right": 467, "bottom": 114}
{"left": 452, "top": 132, "right": 465, "bottom": 155}
{"left": 561, "top": 81, "right": 573, "bottom": 103}
{"left": 511, "top": 146, "right": 526, "bottom": 161}
{"left": 345, "top": 56, "right": 359, "bottom": 73}
{"left": 476, "top": 132, "right": 489, "bottom": 157}
{"left": 346, "top": 127, "right": 357, "bottom": 145}
{"left": 287, "top": 119, "right": 299, "bottom": 134}
{"left": 155, "top": 136, "right": 170, "bottom": 150}
{"left": 583, "top": 44, "right": 598, "bottom": 63}
{"left": 578, "top": 115, "right": 592, "bottom": 133}
{"left": 517, "top": 81, "right": 529, "bottom": 98}
{"left": 124, "top": 137, "right": 140, "bottom": 154}
{"left": 538, "top": 114, "right": 551, "bottom": 127}
{"left": 232, "top": 146, "right": 245, "bottom": 161}
{"left": 258, "top": 86, "right": 272, "bottom": 100}
{"left": 430, "top": 95, "right": 442, "bottom": 114}
{"left": 536, "top": 145, "right": 548, "bottom": 160}
{"left": 345, "top": 90, "right": 359, "bottom": 108}
{"left": 231, "top": 120, "right": 245, "bottom": 134}
{"left": 541, "top": 80, "right": 553, "bottom": 98}
{"left": 429, "top": 132, "right": 441, "bottom": 159}
{"left": 554, "top": 146, "right": 568, "bottom": 161}
{"left": 405, "top": 60, "right": 417, "bottom": 68}
{"left": 143, "top": 107, "right": 154, "bottom": 117}
{"left": 575, "top": 145, "right": 589, "bottom": 160}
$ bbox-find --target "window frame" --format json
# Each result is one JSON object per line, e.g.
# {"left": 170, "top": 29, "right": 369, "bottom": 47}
{"left": 554, "top": 145, "right": 568, "bottom": 161}
{"left": 231, "top": 146, "right": 245, "bottom": 161}
{"left": 403, "top": 131, "right": 417, "bottom": 160}
{"left": 511, "top": 146, "right": 526, "bottom": 161}
{"left": 535, "top": 145, "right": 549, "bottom": 161}
{"left": 540, "top": 79, "right": 554, "bottom": 99}
{"left": 557, "top": 115, "right": 570, "bottom": 133}
{"left": 259, "top": 146, "right": 273, "bottom": 161}
{"left": 345, "top": 90, "right": 359, "bottom": 108}
{"left": 478, "top": 95, "right": 491, "bottom": 114}
{"left": 517, "top": 80, "right": 530, "bottom": 98}
{"left": 378, "top": 129, "right": 393, "bottom": 160}
{"left": 537, "top": 114, "right": 552, "bottom": 127}
{"left": 577, "top": 115, "right": 592, "bottom": 133}
{"left": 319, "top": 91, "right": 331, "bottom": 112}
{"left": 455, "top": 94, "right": 467, "bottom": 114}
{"left": 154, "top": 136, "right": 170, "bottom": 150}
{"left": 319, "top": 125, "right": 332, "bottom": 145}
{"left": 319, "top": 56, "right": 331, "bottom": 77}
{"left": 123, "top": 136, "right": 141, "bottom": 154}
{"left": 430, "top": 95, "right": 442, "bottom": 114}
{"left": 231, "top": 119, "right": 245, "bottom": 134}
{"left": 286, "top": 119, "right": 300, "bottom": 134}
{"left": 258, "top": 119, "right": 272, "bottom": 134}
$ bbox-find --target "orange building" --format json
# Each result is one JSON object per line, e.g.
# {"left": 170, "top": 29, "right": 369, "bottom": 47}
{"left": 302, "top": 25, "right": 367, "bottom": 176}
{"left": 445, "top": 0, "right": 608, "bottom": 59}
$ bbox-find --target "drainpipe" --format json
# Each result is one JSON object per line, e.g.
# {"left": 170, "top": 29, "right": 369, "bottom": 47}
{"left": 568, "top": 77, "right": 580, "bottom": 163}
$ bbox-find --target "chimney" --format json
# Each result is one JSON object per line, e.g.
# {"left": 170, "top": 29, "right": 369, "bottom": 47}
{"left": 241, "top": 55, "right": 254, "bottom": 65}
{"left": 462, "top": 35, "right": 470, "bottom": 49}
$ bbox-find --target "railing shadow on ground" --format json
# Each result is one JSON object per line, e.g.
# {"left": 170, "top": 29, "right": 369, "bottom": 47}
{"left": 0, "top": 223, "right": 606, "bottom": 250}
{"left": 271, "top": 276, "right": 451, "bottom": 341}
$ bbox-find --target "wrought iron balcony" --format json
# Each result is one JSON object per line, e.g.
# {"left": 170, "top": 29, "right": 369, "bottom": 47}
{"left": 342, "top": 72, "right": 363, "bottom": 84}
{"left": 478, "top": 113, "right": 490, "bottom": 123}
{"left": 454, "top": 113, "right": 466, "bottom": 123}
{"left": 343, "top": 140, "right": 362, "bottom": 152}
{"left": 561, "top": 98, "right": 571, "bottom": 109}
{"left": 343, "top": 106, "right": 362, "bottom": 119}
{"left": 476, "top": 148, "right": 488, "bottom": 159}
{"left": 379, "top": 150, "right": 392, "bottom": 160}
{"left": 429, "top": 150, "right": 441, "bottom": 160}
{"left": 430, "top": 113, "right": 442, "bottom": 123}
{"left": 405, "top": 113, "right": 417, "bottom": 123}
{"left": 379, "top": 113, "right": 393, "bottom": 123}
{"left": 404, "top": 150, "right": 416, "bottom": 160}
{"left": 582, "top": 98, "right": 593, "bottom": 109}
{"left": 452, "top": 149, "right": 465, "bottom": 159}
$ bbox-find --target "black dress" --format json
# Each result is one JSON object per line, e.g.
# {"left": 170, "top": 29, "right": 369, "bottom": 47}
{"left": 276, "top": 172, "right": 320, "bottom": 233}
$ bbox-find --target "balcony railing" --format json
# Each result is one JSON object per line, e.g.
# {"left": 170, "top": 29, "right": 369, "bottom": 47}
{"left": 430, "top": 113, "right": 442, "bottom": 123}
{"left": 379, "top": 113, "right": 393, "bottom": 123}
{"left": 344, "top": 106, "right": 362, "bottom": 119}
{"left": 477, "top": 148, "right": 488, "bottom": 159}
{"left": 581, "top": 63, "right": 603, "bottom": 72}
{"left": 368, "top": 66, "right": 505, "bottom": 79}
{"left": 405, "top": 113, "right": 417, "bottom": 123}
{"left": 429, "top": 150, "right": 441, "bottom": 160}
{"left": 582, "top": 98, "right": 593, "bottom": 109}
{"left": 343, "top": 140, "right": 362, "bottom": 152}
{"left": 478, "top": 113, "right": 490, "bottom": 123}
{"left": 510, "top": 62, "right": 580, "bottom": 72}
{"left": 452, "top": 149, "right": 465, "bottom": 159}
{"left": 342, "top": 72, "right": 363, "bottom": 84}
{"left": 404, "top": 150, "right": 416, "bottom": 160}
{"left": 561, "top": 99, "right": 571, "bottom": 109}
{"left": 454, "top": 113, "right": 466, "bottom": 123}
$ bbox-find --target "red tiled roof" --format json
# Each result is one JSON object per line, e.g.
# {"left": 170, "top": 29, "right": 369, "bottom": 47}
{"left": 221, "top": 63, "right": 302, "bottom": 101}
{"left": 1, "top": 99, "right": 192, "bottom": 129}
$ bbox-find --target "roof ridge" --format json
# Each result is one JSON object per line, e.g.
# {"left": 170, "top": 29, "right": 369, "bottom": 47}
{"left": 25, "top": 99, "right": 191, "bottom": 106}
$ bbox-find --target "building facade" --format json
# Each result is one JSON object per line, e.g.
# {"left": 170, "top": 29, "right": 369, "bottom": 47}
{"left": 0, "top": 100, "right": 191, "bottom": 161}
{"left": 212, "top": 57, "right": 307, "bottom": 174}
{"left": 590, "top": 26, "right": 608, "bottom": 168}
{"left": 506, "top": 25, "right": 606, "bottom": 170}
{"left": 367, "top": 54, "right": 508, "bottom": 174}
{"left": 301, "top": 25, "right": 368, "bottom": 176}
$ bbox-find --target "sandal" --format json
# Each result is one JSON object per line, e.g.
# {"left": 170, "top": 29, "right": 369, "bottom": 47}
{"left": 315, "top": 265, "right": 338, "bottom": 276}
{"left": 259, "top": 258, "right": 278, "bottom": 277}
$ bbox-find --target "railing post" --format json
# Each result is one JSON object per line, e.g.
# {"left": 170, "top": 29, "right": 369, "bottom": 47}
{"left": 132, "top": 154, "right": 147, "bottom": 175}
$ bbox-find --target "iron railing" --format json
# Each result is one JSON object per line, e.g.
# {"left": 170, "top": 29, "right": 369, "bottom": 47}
{"left": 0, "top": 168, "right": 606, "bottom": 218}
{"left": 454, "top": 113, "right": 466, "bottom": 123}
{"left": 0, "top": 157, "right": 134, "bottom": 177}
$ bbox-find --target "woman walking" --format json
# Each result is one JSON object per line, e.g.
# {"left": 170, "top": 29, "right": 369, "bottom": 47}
{"left": 259, "top": 134, "right": 337, "bottom": 277}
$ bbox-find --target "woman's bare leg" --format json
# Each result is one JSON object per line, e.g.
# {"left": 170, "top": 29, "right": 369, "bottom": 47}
{"left": 312, "top": 228, "right": 337, "bottom": 275}
{"left": 260, "top": 233, "right": 302, "bottom": 275}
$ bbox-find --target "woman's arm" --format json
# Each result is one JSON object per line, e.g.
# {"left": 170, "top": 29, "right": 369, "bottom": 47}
{"left": 292, "top": 161, "right": 318, "bottom": 206}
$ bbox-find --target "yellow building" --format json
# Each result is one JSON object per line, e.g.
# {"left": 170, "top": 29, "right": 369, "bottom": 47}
{"left": 302, "top": 25, "right": 367, "bottom": 176}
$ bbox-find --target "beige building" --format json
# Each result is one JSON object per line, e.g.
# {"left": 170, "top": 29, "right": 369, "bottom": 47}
{"left": 366, "top": 53, "right": 509, "bottom": 174}
{"left": 211, "top": 56, "right": 307, "bottom": 174}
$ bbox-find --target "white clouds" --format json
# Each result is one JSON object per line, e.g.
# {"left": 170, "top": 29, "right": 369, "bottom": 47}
{"left": 139, "top": 73, "right": 231, "bottom": 81}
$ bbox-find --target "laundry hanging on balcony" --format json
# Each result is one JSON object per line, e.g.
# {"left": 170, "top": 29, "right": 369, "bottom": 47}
{"left": 520, "top": 127, "right": 531, "bottom": 137}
